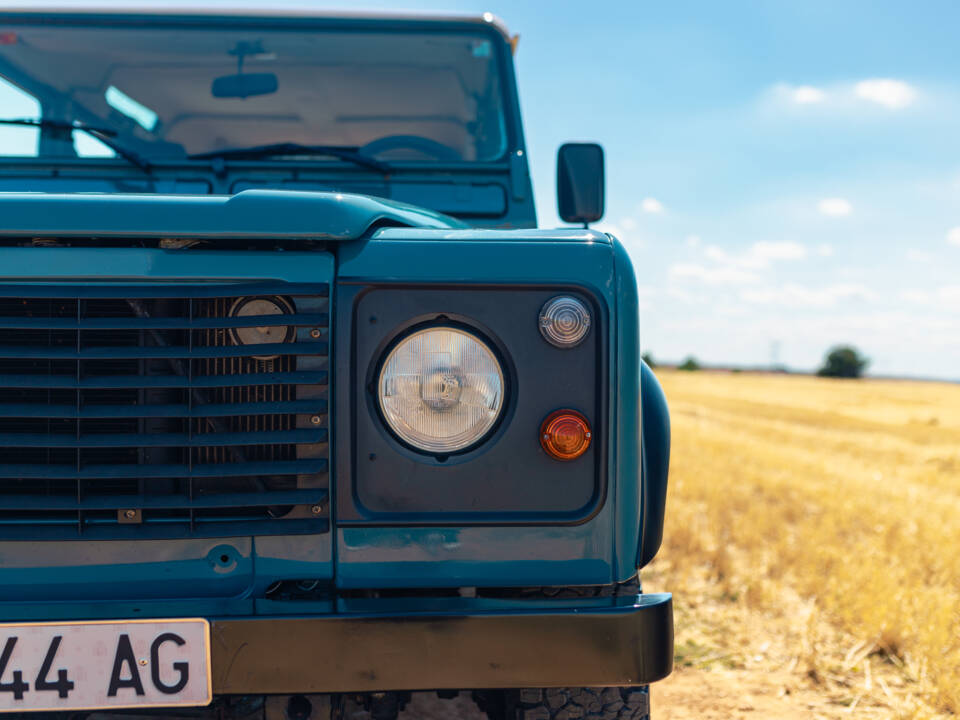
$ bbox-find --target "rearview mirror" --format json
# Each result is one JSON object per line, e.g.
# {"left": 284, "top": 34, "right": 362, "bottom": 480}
{"left": 211, "top": 73, "right": 278, "bottom": 99}
{"left": 557, "top": 143, "right": 605, "bottom": 225}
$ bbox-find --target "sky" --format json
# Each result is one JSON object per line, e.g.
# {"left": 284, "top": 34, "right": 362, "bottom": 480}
{"left": 362, "top": 0, "right": 960, "bottom": 380}
{"left": 3, "top": 0, "right": 960, "bottom": 379}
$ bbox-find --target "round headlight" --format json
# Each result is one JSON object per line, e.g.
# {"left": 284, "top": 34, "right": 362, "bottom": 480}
{"left": 539, "top": 296, "right": 591, "bottom": 348}
{"left": 378, "top": 327, "right": 505, "bottom": 454}
{"left": 230, "top": 296, "right": 295, "bottom": 360}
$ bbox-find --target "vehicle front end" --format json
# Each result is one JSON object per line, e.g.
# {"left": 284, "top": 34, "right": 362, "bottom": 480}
{"left": 0, "top": 8, "right": 672, "bottom": 720}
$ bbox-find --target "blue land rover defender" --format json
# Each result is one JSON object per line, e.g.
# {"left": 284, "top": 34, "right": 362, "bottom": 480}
{"left": 0, "top": 7, "right": 672, "bottom": 720}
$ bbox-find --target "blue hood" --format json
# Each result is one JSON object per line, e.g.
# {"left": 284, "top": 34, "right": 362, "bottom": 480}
{"left": 0, "top": 189, "right": 465, "bottom": 240}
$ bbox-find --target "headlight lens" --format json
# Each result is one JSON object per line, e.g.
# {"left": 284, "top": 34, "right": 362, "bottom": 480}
{"left": 378, "top": 327, "right": 505, "bottom": 453}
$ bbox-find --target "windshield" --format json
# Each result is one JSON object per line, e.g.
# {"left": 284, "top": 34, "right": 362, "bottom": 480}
{"left": 0, "top": 21, "right": 509, "bottom": 163}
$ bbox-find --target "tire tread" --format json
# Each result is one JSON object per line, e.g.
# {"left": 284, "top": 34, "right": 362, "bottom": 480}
{"left": 490, "top": 687, "right": 649, "bottom": 720}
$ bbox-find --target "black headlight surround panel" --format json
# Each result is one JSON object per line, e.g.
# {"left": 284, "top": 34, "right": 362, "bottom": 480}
{"left": 337, "top": 284, "right": 607, "bottom": 524}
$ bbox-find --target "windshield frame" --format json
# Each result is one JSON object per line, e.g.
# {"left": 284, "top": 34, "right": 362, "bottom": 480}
{"left": 0, "top": 11, "right": 526, "bottom": 170}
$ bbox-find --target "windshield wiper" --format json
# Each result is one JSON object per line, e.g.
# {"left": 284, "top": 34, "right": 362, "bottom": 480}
{"left": 0, "top": 118, "right": 152, "bottom": 173}
{"left": 188, "top": 142, "right": 392, "bottom": 174}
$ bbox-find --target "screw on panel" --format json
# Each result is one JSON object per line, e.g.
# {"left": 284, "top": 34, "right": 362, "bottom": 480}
{"left": 310, "top": 415, "right": 322, "bottom": 425}
{"left": 119, "top": 508, "right": 142, "bottom": 524}
{"left": 311, "top": 504, "right": 324, "bottom": 515}
{"left": 309, "top": 328, "right": 322, "bottom": 339}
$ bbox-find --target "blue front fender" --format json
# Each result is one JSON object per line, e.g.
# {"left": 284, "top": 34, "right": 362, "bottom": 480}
{"left": 639, "top": 360, "right": 670, "bottom": 567}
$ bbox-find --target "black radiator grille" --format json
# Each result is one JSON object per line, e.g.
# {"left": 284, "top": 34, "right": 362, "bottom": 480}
{"left": 0, "top": 282, "right": 329, "bottom": 539}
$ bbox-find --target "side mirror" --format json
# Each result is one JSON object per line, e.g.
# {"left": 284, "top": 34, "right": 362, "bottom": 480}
{"left": 557, "top": 142, "right": 605, "bottom": 225}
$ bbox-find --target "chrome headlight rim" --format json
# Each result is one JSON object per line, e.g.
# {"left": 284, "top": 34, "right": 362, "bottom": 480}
{"left": 373, "top": 320, "right": 510, "bottom": 458}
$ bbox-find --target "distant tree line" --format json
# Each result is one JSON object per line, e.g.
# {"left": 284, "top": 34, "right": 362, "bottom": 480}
{"left": 817, "top": 345, "right": 869, "bottom": 378}
{"left": 640, "top": 344, "right": 869, "bottom": 378}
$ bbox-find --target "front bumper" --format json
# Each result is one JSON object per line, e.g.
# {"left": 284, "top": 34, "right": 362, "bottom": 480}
{"left": 210, "top": 593, "right": 673, "bottom": 693}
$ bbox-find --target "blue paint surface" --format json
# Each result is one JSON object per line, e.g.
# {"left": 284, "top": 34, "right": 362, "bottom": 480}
{"left": 0, "top": 189, "right": 463, "bottom": 240}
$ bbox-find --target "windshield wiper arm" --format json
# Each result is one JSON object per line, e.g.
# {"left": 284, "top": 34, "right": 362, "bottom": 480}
{"left": 0, "top": 118, "right": 152, "bottom": 173}
{"left": 188, "top": 142, "right": 392, "bottom": 174}
{"left": 0, "top": 117, "right": 119, "bottom": 136}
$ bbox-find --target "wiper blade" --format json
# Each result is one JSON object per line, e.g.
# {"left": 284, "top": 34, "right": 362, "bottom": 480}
{"left": 0, "top": 117, "right": 118, "bottom": 137}
{"left": 188, "top": 142, "right": 392, "bottom": 174}
{"left": 0, "top": 118, "right": 151, "bottom": 173}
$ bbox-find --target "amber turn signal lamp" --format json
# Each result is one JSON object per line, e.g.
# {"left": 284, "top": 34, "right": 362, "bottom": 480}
{"left": 540, "top": 409, "right": 592, "bottom": 461}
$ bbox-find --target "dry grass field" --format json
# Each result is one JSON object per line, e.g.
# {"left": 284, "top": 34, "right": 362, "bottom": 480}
{"left": 643, "top": 370, "right": 960, "bottom": 719}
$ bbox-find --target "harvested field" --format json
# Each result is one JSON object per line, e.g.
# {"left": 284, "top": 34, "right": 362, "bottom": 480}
{"left": 644, "top": 370, "right": 960, "bottom": 719}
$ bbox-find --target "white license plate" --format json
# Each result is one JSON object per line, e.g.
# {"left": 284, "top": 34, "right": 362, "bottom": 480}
{"left": 0, "top": 619, "right": 211, "bottom": 712}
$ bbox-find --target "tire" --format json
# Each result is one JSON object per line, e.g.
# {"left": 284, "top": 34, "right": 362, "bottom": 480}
{"left": 476, "top": 687, "right": 650, "bottom": 720}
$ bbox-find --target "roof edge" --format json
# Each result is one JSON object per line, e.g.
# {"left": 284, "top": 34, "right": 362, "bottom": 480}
{"left": 0, "top": 5, "right": 513, "bottom": 41}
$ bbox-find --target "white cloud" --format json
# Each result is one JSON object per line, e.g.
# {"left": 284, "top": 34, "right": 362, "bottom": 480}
{"left": 947, "top": 227, "right": 960, "bottom": 246}
{"left": 666, "top": 286, "right": 699, "bottom": 304}
{"left": 816, "top": 243, "right": 835, "bottom": 257}
{"left": 791, "top": 85, "right": 826, "bottom": 104}
{"left": 685, "top": 234, "right": 701, "bottom": 248}
{"left": 714, "top": 304, "right": 750, "bottom": 317}
{"left": 854, "top": 78, "right": 917, "bottom": 109}
{"left": 899, "top": 289, "right": 933, "bottom": 305}
{"left": 636, "top": 284, "right": 655, "bottom": 310}
{"left": 752, "top": 240, "right": 807, "bottom": 262}
{"left": 908, "top": 285, "right": 960, "bottom": 312}
{"left": 906, "top": 249, "right": 933, "bottom": 262}
{"left": 818, "top": 198, "right": 852, "bottom": 217}
{"left": 640, "top": 197, "right": 664, "bottom": 214}
{"left": 671, "top": 240, "right": 811, "bottom": 291}
{"left": 939, "top": 285, "right": 960, "bottom": 308}
{"left": 768, "top": 78, "right": 922, "bottom": 116}
{"left": 740, "top": 282, "right": 876, "bottom": 308}
{"left": 703, "top": 241, "right": 807, "bottom": 270}
{"left": 669, "top": 263, "right": 760, "bottom": 287}
{"left": 703, "top": 245, "right": 728, "bottom": 263}
{"left": 771, "top": 83, "right": 826, "bottom": 106}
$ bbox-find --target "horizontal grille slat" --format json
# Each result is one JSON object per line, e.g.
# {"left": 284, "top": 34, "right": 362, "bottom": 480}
{"left": 0, "top": 429, "right": 326, "bottom": 448}
{"left": 0, "top": 342, "right": 328, "bottom": 360}
{"left": 0, "top": 488, "right": 326, "bottom": 511}
{"left": 0, "top": 313, "right": 328, "bottom": 331}
{"left": 0, "top": 280, "right": 331, "bottom": 540}
{"left": 0, "top": 371, "right": 327, "bottom": 389}
{"left": 0, "top": 399, "right": 327, "bottom": 419}
{"left": 0, "top": 282, "right": 327, "bottom": 299}
{"left": 0, "top": 459, "right": 326, "bottom": 479}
